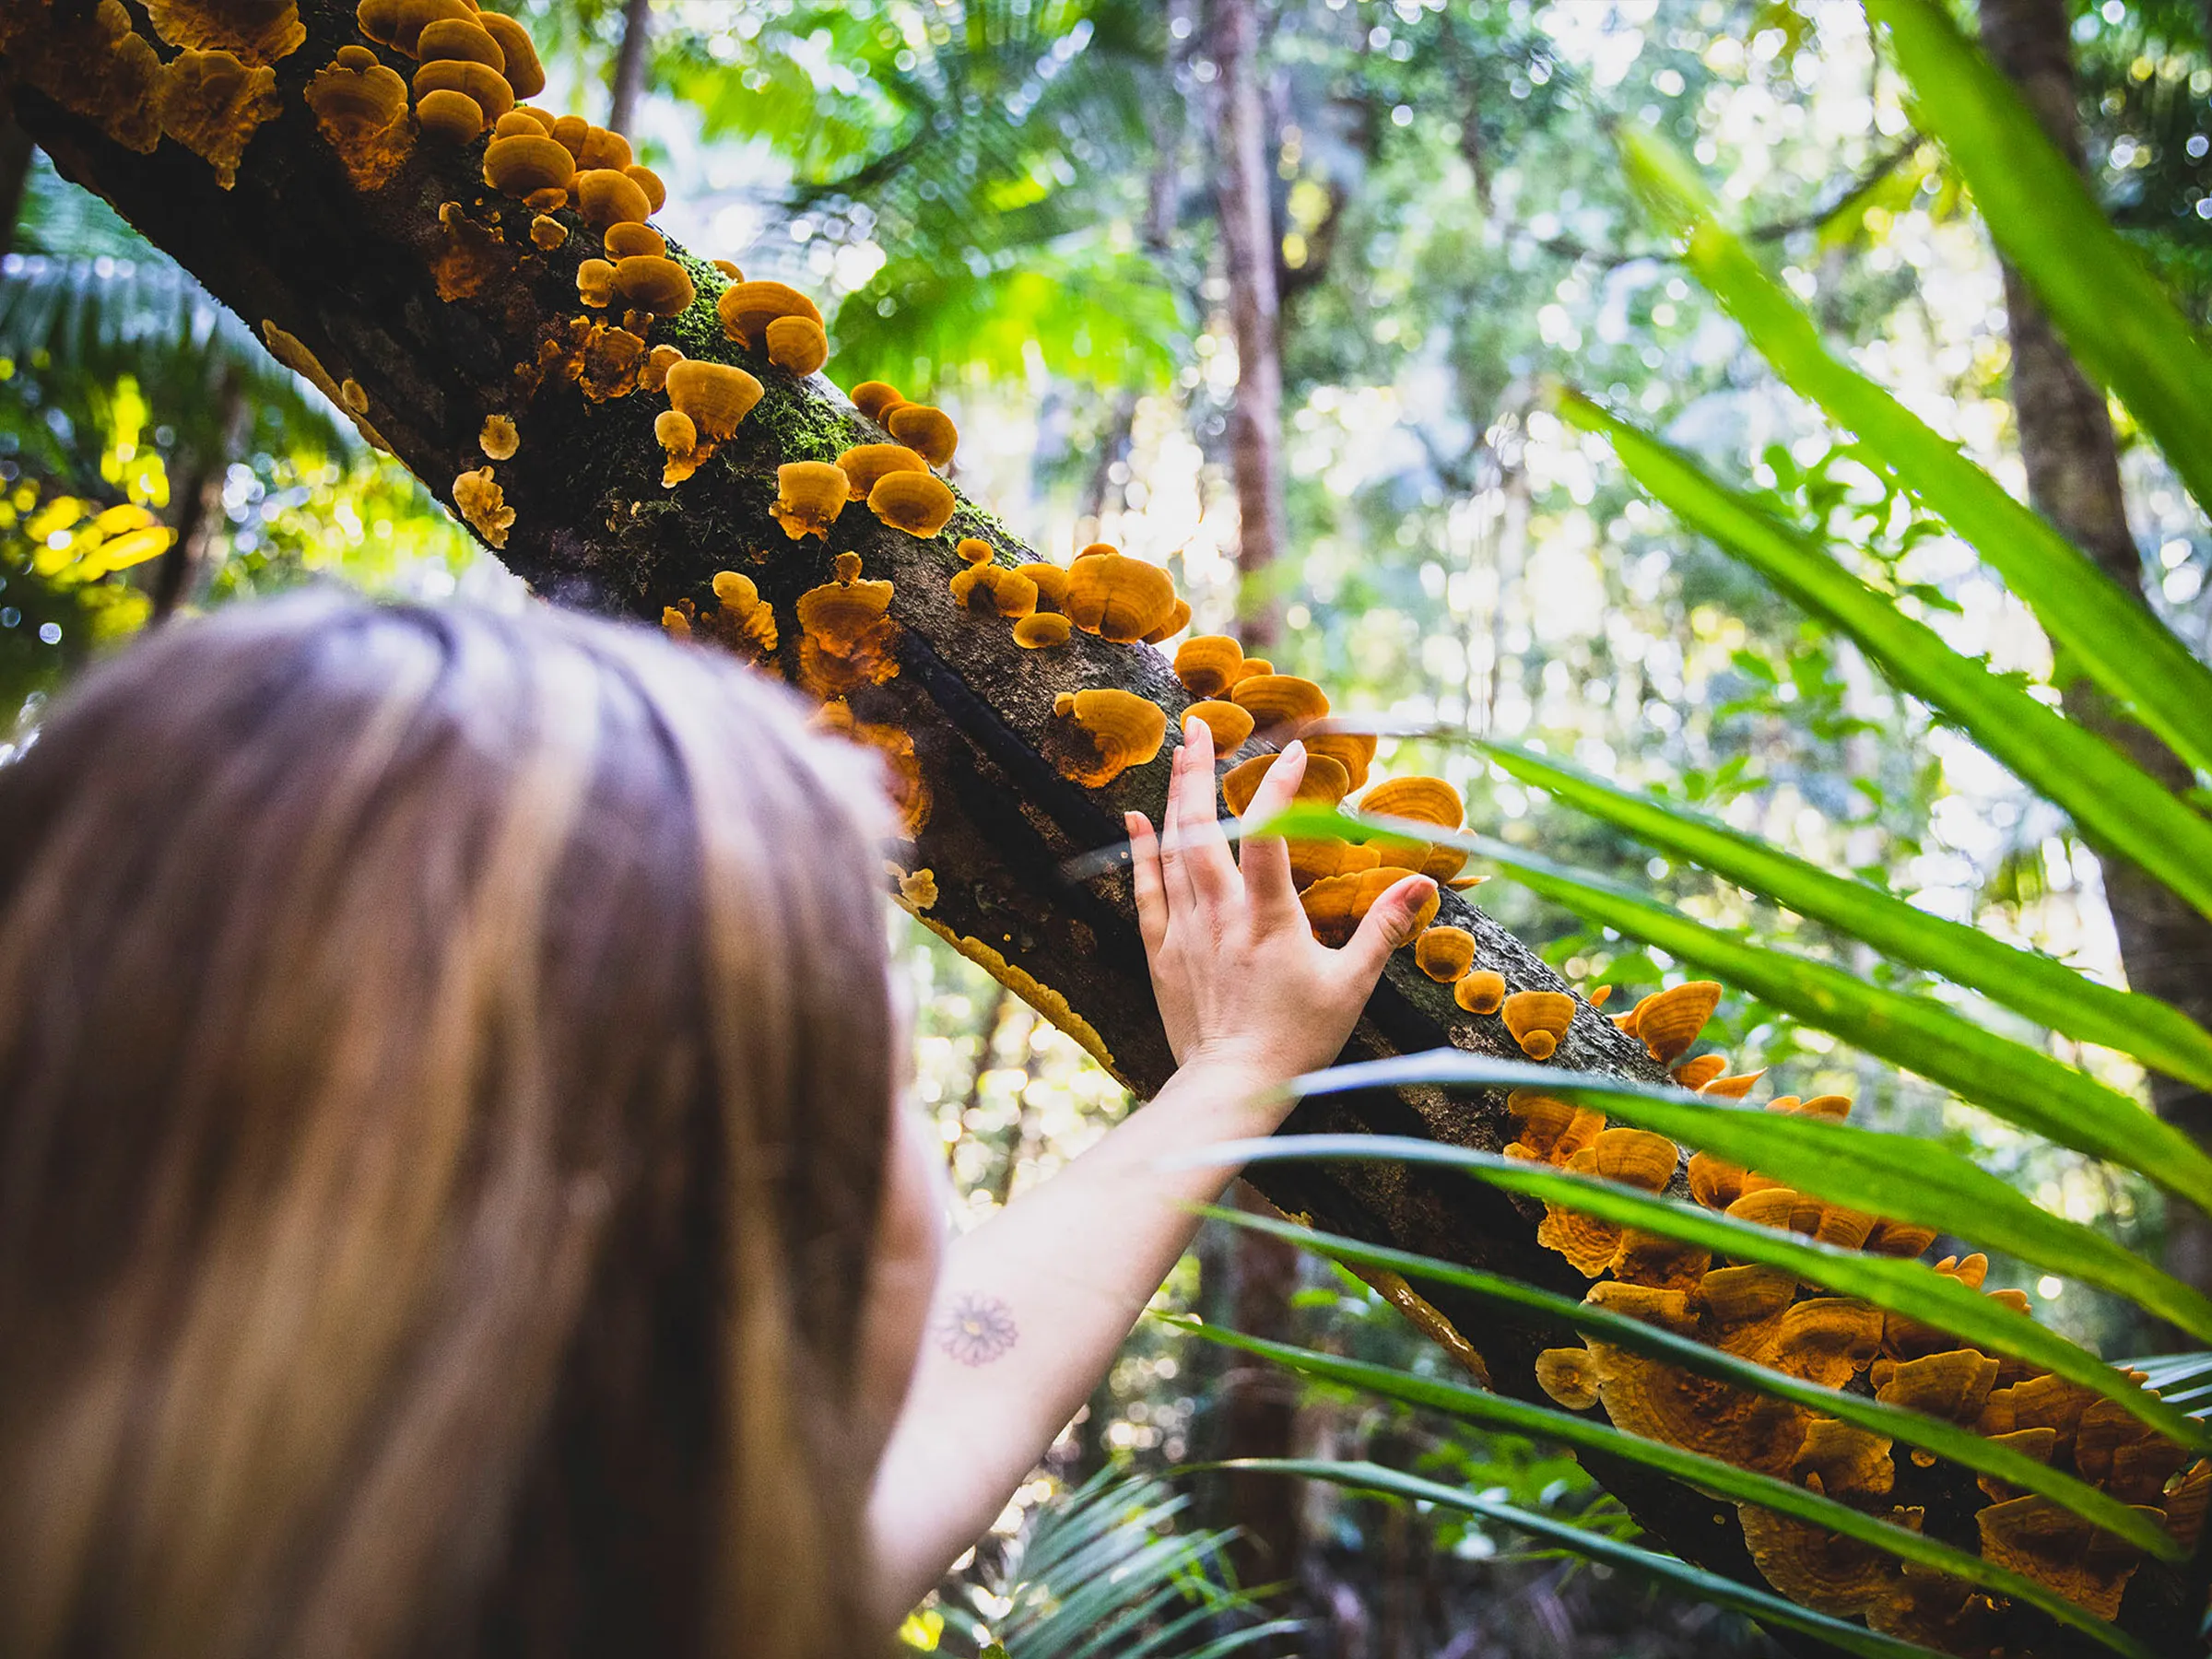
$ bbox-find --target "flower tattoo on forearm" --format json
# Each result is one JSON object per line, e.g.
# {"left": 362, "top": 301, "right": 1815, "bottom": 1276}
{"left": 934, "top": 1292, "right": 1018, "bottom": 1366}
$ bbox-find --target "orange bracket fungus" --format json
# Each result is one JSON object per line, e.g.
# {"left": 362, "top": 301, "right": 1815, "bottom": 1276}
{"left": 1303, "top": 729, "right": 1377, "bottom": 790}
{"left": 772, "top": 462, "right": 850, "bottom": 541}
{"left": 1174, "top": 635, "right": 1244, "bottom": 699}
{"left": 719, "top": 280, "right": 823, "bottom": 349}
{"left": 1414, "top": 925, "right": 1477, "bottom": 983}
{"left": 146, "top": 0, "right": 306, "bottom": 64}
{"left": 794, "top": 553, "right": 900, "bottom": 698}
{"left": 1045, "top": 689, "right": 1169, "bottom": 789}
{"left": 452, "top": 466, "right": 512, "bottom": 549}
{"left": 528, "top": 214, "right": 568, "bottom": 251}
{"left": 1618, "top": 980, "right": 1724, "bottom": 1063}
{"left": 1012, "top": 613, "right": 1072, "bottom": 650}
{"left": 1020, "top": 562, "right": 1071, "bottom": 611}
{"left": 1298, "top": 867, "right": 1441, "bottom": 948}
{"left": 1183, "top": 700, "right": 1255, "bottom": 753}
{"left": 887, "top": 403, "right": 959, "bottom": 468}
{"left": 665, "top": 361, "right": 762, "bottom": 441}
{"left": 1454, "top": 969, "right": 1507, "bottom": 1016}
{"left": 412, "top": 58, "right": 512, "bottom": 121}
{"left": 477, "top": 414, "right": 518, "bottom": 460}
{"left": 611, "top": 256, "right": 696, "bottom": 318}
{"left": 414, "top": 87, "right": 483, "bottom": 144}
{"left": 1222, "top": 750, "right": 1351, "bottom": 817}
{"left": 158, "top": 48, "right": 281, "bottom": 188}
{"left": 304, "top": 51, "right": 412, "bottom": 190}
{"left": 654, "top": 410, "right": 700, "bottom": 487}
{"left": 836, "top": 443, "right": 930, "bottom": 500}
{"left": 948, "top": 563, "right": 1038, "bottom": 618}
{"left": 576, "top": 168, "right": 651, "bottom": 229}
{"left": 484, "top": 134, "right": 573, "bottom": 198}
{"left": 476, "top": 11, "right": 545, "bottom": 97}
{"left": 868, "top": 471, "right": 958, "bottom": 538}
{"left": 765, "top": 315, "right": 830, "bottom": 378}
{"left": 575, "top": 258, "right": 616, "bottom": 310}
{"left": 626, "top": 165, "right": 668, "bottom": 213}
{"left": 851, "top": 380, "right": 906, "bottom": 423}
{"left": 1230, "top": 672, "right": 1330, "bottom": 735}
{"left": 415, "top": 16, "right": 501, "bottom": 69}
{"left": 604, "top": 221, "right": 665, "bottom": 259}
{"left": 1500, "top": 989, "right": 1575, "bottom": 1059}
{"left": 1064, "top": 549, "right": 1179, "bottom": 642}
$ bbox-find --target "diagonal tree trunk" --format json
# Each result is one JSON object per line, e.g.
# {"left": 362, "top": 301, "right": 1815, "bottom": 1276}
{"left": 1977, "top": 0, "right": 2212, "bottom": 1312}
{"left": 3, "top": 5, "right": 2189, "bottom": 1651}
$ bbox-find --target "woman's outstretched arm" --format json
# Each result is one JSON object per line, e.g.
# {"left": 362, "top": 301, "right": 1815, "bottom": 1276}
{"left": 864, "top": 715, "right": 1437, "bottom": 1623}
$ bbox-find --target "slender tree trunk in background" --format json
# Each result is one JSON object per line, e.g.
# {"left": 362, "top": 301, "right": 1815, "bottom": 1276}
{"left": 0, "top": 95, "right": 32, "bottom": 260}
{"left": 150, "top": 367, "right": 248, "bottom": 621}
{"left": 1978, "top": 0, "right": 2212, "bottom": 1309}
{"left": 1206, "top": 0, "right": 1286, "bottom": 651}
{"left": 606, "top": 0, "right": 653, "bottom": 141}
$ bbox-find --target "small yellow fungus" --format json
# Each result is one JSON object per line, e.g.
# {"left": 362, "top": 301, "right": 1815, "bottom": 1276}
{"left": 712, "top": 258, "right": 744, "bottom": 281}
{"left": 957, "top": 537, "right": 994, "bottom": 565}
{"left": 385, "top": 0, "right": 472, "bottom": 54}
{"left": 626, "top": 164, "right": 668, "bottom": 212}
{"left": 1230, "top": 673, "right": 1328, "bottom": 733}
{"left": 1304, "top": 731, "right": 1376, "bottom": 791}
{"left": 414, "top": 87, "right": 483, "bottom": 144}
{"left": 1064, "top": 550, "right": 1178, "bottom": 642}
{"left": 145, "top": 0, "right": 305, "bottom": 64}
{"left": 665, "top": 361, "right": 762, "bottom": 440}
{"left": 476, "top": 10, "right": 544, "bottom": 97}
{"left": 1020, "top": 563, "right": 1071, "bottom": 610}
{"left": 1626, "top": 981, "right": 1724, "bottom": 1065}
{"left": 578, "top": 126, "right": 632, "bottom": 171}
{"left": 1048, "top": 689, "right": 1169, "bottom": 788}
{"left": 868, "top": 471, "right": 958, "bottom": 537}
{"left": 452, "top": 466, "right": 512, "bottom": 548}
{"left": 1414, "top": 926, "right": 1476, "bottom": 983}
{"left": 1453, "top": 969, "right": 1506, "bottom": 1016}
{"left": 1012, "top": 613, "right": 1072, "bottom": 649}
{"left": 1183, "top": 700, "right": 1254, "bottom": 752}
{"left": 948, "top": 563, "right": 1037, "bottom": 618}
{"left": 575, "top": 167, "right": 651, "bottom": 228}
{"left": 611, "top": 255, "right": 695, "bottom": 317}
{"left": 158, "top": 48, "right": 281, "bottom": 189}
{"left": 765, "top": 314, "right": 830, "bottom": 377}
{"left": 1174, "top": 635, "right": 1244, "bottom": 699}
{"left": 483, "top": 133, "right": 572, "bottom": 197}
{"left": 575, "top": 257, "right": 616, "bottom": 309}
{"left": 1359, "top": 775, "right": 1464, "bottom": 830}
{"left": 771, "top": 461, "right": 849, "bottom": 541}
{"left": 415, "top": 16, "right": 502, "bottom": 69}
{"left": 887, "top": 403, "right": 958, "bottom": 468}
{"left": 412, "top": 57, "right": 512, "bottom": 119}
{"left": 851, "top": 380, "right": 906, "bottom": 423}
{"left": 1142, "top": 598, "right": 1192, "bottom": 644}
{"left": 1501, "top": 990, "right": 1575, "bottom": 1060}
{"left": 528, "top": 214, "right": 568, "bottom": 250}
{"left": 549, "top": 113, "right": 590, "bottom": 157}
{"left": 1299, "top": 867, "right": 1438, "bottom": 948}
{"left": 603, "top": 221, "right": 665, "bottom": 258}
{"left": 654, "top": 409, "right": 699, "bottom": 486}
{"left": 304, "top": 51, "right": 412, "bottom": 190}
{"left": 478, "top": 414, "right": 518, "bottom": 460}
{"left": 1221, "top": 751, "right": 1349, "bottom": 817}
{"left": 640, "top": 344, "right": 683, "bottom": 393}
{"left": 718, "top": 280, "right": 823, "bottom": 348}
{"left": 836, "top": 443, "right": 930, "bottom": 500}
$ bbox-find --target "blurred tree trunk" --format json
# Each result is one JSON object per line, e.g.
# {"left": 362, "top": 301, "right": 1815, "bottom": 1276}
{"left": 150, "top": 366, "right": 247, "bottom": 621}
{"left": 1206, "top": 0, "right": 1287, "bottom": 651}
{"left": 1979, "top": 0, "right": 2212, "bottom": 1308}
{"left": 0, "top": 95, "right": 31, "bottom": 259}
{"left": 606, "top": 0, "right": 653, "bottom": 141}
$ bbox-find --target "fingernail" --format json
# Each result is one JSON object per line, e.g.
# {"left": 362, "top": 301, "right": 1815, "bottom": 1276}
{"left": 1184, "top": 714, "right": 1204, "bottom": 743}
{"left": 1284, "top": 737, "right": 1305, "bottom": 759}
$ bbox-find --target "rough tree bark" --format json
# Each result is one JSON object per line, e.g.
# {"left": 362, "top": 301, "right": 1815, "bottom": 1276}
{"left": 2, "top": 3, "right": 2188, "bottom": 1652}
{"left": 1977, "top": 0, "right": 2212, "bottom": 1309}
{"left": 1205, "top": 0, "right": 1287, "bottom": 652}
{"left": 0, "top": 96, "right": 31, "bottom": 262}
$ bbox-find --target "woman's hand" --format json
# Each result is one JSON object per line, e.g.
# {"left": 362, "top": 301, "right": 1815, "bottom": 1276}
{"left": 1125, "top": 715, "right": 1436, "bottom": 1093}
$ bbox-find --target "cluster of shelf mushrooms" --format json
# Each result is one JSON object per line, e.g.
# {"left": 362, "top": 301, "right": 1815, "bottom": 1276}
{"left": 5, "top": 0, "right": 2206, "bottom": 1648}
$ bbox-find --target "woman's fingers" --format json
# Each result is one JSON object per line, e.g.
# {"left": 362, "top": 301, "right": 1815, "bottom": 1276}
{"left": 1166, "top": 715, "right": 1239, "bottom": 904}
{"left": 1127, "top": 810, "right": 1168, "bottom": 956}
{"left": 1337, "top": 874, "right": 1437, "bottom": 986}
{"left": 1237, "top": 739, "right": 1307, "bottom": 923}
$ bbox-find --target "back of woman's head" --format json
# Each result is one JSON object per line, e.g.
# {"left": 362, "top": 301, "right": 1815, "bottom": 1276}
{"left": 0, "top": 596, "right": 896, "bottom": 1659}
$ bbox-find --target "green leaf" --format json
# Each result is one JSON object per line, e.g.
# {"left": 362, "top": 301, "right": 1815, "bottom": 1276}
{"left": 1197, "top": 1201, "right": 2183, "bottom": 1560}
{"left": 1173, "top": 1128, "right": 2212, "bottom": 1458}
{"left": 1259, "top": 801, "right": 2212, "bottom": 1220}
{"left": 1617, "top": 126, "right": 2212, "bottom": 777}
{"left": 1477, "top": 738, "right": 2212, "bottom": 1093}
{"left": 1214, "top": 1460, "right": 1952, "bottom": 1659}
{"left": 1865, "top": 0, "right": 2212, "bottom": 523}
{"left": 1168, "top": 1320, "right": 2153, "bottom": 1659}
{"left": 1555, "top": 394, "right": 2212, "bottom": 926}
{"left": 1269, "top": 1052, "right": 2212, "bottom": 1362}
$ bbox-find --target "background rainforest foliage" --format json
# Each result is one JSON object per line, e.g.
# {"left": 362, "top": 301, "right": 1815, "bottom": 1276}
{"left": 9, "top": 0, "right": 2212, "bottom": 1653}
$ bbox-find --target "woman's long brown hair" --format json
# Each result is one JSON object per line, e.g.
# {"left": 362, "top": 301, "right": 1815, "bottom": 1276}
{"left": 0, "top": 597, "right": 896, "bottom": 1659}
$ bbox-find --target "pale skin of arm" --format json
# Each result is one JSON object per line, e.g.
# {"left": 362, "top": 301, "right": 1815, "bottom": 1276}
{"left": 860, "top": 716, "right": 1437, "bottom": 1625}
